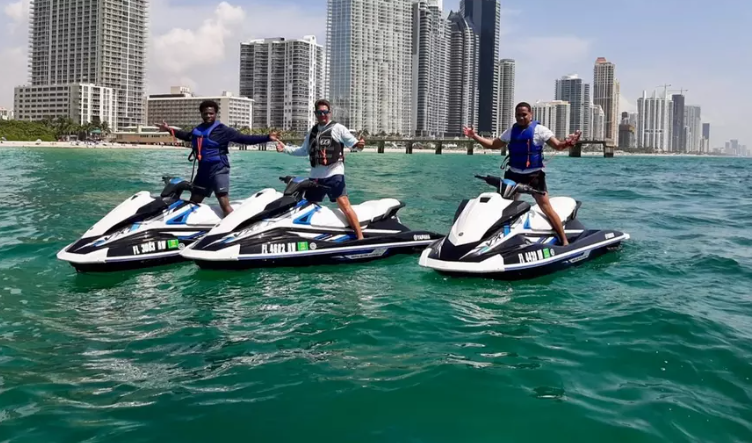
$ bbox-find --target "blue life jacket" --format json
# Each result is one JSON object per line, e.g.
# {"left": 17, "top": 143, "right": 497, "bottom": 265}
{"left": 506, "top": 121, "right": 544, "bottom": 171}
{"left": 190, "top": 121, "right": 225, "bottom": 165}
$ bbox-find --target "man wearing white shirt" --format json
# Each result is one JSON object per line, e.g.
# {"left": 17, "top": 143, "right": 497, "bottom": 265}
{"left": 276, "top": 99, "right": 366, "bottom": 240}
{"left": 463, "top": 102, "right": 581, "bottom": 246}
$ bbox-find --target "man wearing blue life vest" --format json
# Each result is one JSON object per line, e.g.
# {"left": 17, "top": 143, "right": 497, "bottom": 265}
{"left": 275, "top": 99, "right": 366, "bottom": 240}
{"left": 463, "top": 102, "right": 581, "bottom": 246}
{"left": 155, "top": 100, "right": 280, "bottom": 217}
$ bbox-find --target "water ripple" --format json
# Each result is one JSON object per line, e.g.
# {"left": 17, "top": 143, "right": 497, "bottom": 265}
{"left": 1, "top": 149, "right": 752, "bottom": 442}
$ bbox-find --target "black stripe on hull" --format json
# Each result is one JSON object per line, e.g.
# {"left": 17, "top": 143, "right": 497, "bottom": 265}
{"left": 68, "top": 255, "right": 187, "bottom": 273}
{"left": 192, "top": 244, "right": 429, "bottom": 270}
{"left": 433, "top": 241, "right": 625, "bottom": 281}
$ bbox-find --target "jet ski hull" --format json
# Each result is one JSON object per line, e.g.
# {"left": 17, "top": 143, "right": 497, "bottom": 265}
{"left": 419, "top": 230, "right": 629, "bottom": 280}
{"left": 180, "top": 175, "right": 444, "bottom": 271}
{"left": 185, "top": 232, "right": 441, "bottom": 270}
{"left": 57, "top": 230, "right": 203, "bottom": 273}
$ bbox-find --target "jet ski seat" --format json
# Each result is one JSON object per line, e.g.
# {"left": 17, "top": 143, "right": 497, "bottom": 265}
{"left": 526, "top": 196, "right": 578, "bottom": 230}
{"left": 333, "top": 198, "right": 404, "bottom": 224}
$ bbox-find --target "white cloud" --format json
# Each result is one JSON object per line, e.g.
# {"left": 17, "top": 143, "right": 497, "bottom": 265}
{"left": 3, "top": 0, "right": 28, "bottom": 21}
{"left": 147, "top": 0, "right": 325, "bottom": 97}
{"left": 619, "top": 94, "right": 636, "bottom": 113}
{"left": 153, "top": 2, "right": 246, "bottom": 75}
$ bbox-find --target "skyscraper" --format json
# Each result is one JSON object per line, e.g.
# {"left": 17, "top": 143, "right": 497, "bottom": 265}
{"left": 618, "top": 111, "right": 635, "bottom": 149}
{"left": 637, "top": 89, "right": 673, "bottom": 151}
{"left": 412, "top": 0, "right": 450, "bottom": 137}
{"left": 702, "top": 123, "right": 710, "bottom": 153}
{"left": 554, "top": 74, "right": 590, "bottom": 136}
{"left": 593, "top": 57, "right": 619, "bottom": 143}
{"left": 494, "top": 59, "right": 515, "bottom": 135}
{"left": 327, "top": 0, "right": 413, "bottom": 134}
{"left": 460, "top": 0, "right": 500, "bottom": 134}
{"left": 671, "top": 94, "right": 686, "bottom": 152}
{"left": 590, "top": 103, "right": 605, "bottom": 141}
{"left": 684, "top": 105, "right": 702, "bottom": 153}
{"left": 446, "top": 11, "right": 479, "bottom": 136}
{"left": 239, "top": 36, "right": 326, "bottom": 133}
{"left": 532, "top": 100, "right": 570, "bottom": 140}
{"left": 15, "top": 0, "right": 147, "bottom": 129}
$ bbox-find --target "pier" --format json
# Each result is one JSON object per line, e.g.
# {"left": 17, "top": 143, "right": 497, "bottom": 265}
{"left": 245, "top": 137, "right": 617, "bottom": 157}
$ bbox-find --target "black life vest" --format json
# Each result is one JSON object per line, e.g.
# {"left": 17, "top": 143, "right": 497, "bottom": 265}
{"left": 308, "top": 121, "right": 344, "bottom": 167}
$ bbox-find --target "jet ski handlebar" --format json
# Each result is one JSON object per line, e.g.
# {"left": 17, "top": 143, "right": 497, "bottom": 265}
{"left": 160, "top": 176, "right": 206, "bottom": 199}
{"left": 278, "top": 176, "right": 331, "bottom": 190}
{"left": 474, "top": 174, "right": 544, "bottom": 197}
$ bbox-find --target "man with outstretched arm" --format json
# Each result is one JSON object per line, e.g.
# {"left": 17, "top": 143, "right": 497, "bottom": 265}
{"left": 155, "top": 100, "right": 281, "bottom": 217}
{"left": 463, "top": 101, "right": 581, "bottom": 246}
{"left": 275, "top": 99, "right": 366, "bottom": 240}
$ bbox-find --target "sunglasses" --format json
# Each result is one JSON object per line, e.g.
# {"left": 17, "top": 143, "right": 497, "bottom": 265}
{"left": 314, "top": 110, "right": 330, "bottom": 115}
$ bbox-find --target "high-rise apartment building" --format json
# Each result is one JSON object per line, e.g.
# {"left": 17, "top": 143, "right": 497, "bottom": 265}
{"left": 637, "top": 90, "right": 673, "bottom": 151}
{"left": 554, "top": 74, "right": 591, "bottom": 137}
{"left": 532, "top": 100, "right": 570, "bottom": 140}
{"left": 494, "top": 59, "right": 515, "bottom": 135}
{"left": 590, "top": 103, "right": 605, "bottom": 141}
{"left": 446, "top": 11, "right": 479, "bottom": 136}
{"left": 684, "top": 105, "right": 702, "bottom": 153}
{"left": 411, "top": 0, "right": 450, "bottom": 137}
{"left": 460, "top": 0, "right": 500, "bottom": 134}
{"left": 239, "top": 36, "right": 326, "bottom": 133}
{"left": 326, "top": 0, "right": 413, "bottom": 135}
{"left": 15, "top": 0, "right": 147, "bottom": 129}
{"left": 15, "top": 84, "right": 116, "bottom": 127}
{"left": 618, "top": 111, "right": 635, "bottom": 149}
{"left": 593, "top": 57, "right": 619, "bottom": 143}
{"left": 671, "top": 94, "right": 686, "bottom": 152}
{"left": 701, "top": 123, "right": 710, "bottom": 153}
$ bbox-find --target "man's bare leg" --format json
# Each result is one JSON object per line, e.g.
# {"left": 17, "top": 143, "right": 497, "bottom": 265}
{"left": 336, "top": 195, "right": 364, "bottom": 240}
{"left": 217, "top": 194, "right": 233, "bottom": 217}
{"left": 189, "top": 192, "right": 205, "bottom": 204}
{"left": 534, "top": 193, "right": 569, "bottom": 246}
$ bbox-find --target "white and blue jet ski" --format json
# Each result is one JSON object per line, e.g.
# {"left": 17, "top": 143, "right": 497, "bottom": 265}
{"left": 57, "top": 176, "right": 244, "bottom": 272}
{"left": 418, "top": 175, "right": 629, "bottom": 280}
{"left": 180, "top": 176, "right": 443, "bottom": 269}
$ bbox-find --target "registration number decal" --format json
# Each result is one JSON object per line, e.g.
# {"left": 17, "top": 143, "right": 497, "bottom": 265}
{"left": 261, "top": 241, "right": 309, "bottom": 254}
{"left": 518, "top": 248, "right": 554, "bottom": 263}
{"left": 131, "top": 239, "right": 181, "bottom": 255}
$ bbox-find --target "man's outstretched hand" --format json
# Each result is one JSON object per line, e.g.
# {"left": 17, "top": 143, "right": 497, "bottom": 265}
{"left": 275, "top": 141, "right": 285, "bottom": 153}
{"left": 566, "top": 130, "right": 582, "bottom": 146}
{"left": 155, "top": 121, "right": 170, "bottom": 132}
{"left": 462, "top": 126, "right": 476, "bottom": 138}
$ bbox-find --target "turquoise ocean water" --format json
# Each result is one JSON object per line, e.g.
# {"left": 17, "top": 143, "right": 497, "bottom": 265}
{"left": 1, "top": 147, "right": 752, "bottom": 442}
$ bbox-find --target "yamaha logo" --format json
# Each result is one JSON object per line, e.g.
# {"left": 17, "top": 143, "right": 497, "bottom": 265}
{"left": 310, "top": 242, "right": 317, "bottom": 250}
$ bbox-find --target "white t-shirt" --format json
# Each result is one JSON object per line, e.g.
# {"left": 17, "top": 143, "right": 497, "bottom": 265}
{"left": 282, "top": 122, "right": 358, "bottom": 178}
{"left": 498, "top": 123, "right": 555, "bottom": 173}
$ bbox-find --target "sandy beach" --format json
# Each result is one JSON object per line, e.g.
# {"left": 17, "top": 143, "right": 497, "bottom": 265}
{"left": 0, "top": 140, "right": 717, "bottom": 157}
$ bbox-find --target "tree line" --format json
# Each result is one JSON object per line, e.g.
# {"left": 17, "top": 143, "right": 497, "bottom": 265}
{"left": 0, "top": 117, "right": 112, "bottom": 142}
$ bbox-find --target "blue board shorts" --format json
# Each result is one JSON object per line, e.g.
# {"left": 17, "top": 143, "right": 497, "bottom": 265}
{"left": 304, "top": 175, "right": 347, "bottom": 202}
{"left": 193, "top": 165, "right": 230, "bottom": 197}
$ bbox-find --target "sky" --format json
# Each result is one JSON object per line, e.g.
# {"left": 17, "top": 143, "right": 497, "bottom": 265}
{"left": 1, "top": 0, "right": 750, "bottom": 146}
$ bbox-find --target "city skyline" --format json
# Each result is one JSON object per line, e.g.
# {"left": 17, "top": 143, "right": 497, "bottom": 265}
{"left": 0, "top": 0, "right": 748, "bottom": 148}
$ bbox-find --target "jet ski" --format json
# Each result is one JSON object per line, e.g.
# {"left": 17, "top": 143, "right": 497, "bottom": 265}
{"left": 180, "top": 176, "right": 443, "bottom": 269}
{"left": 418, "top": 175, "right": 629, "bottom": 280}
{"left": 57, "top": 176, "right": 244, "bottom": 272}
